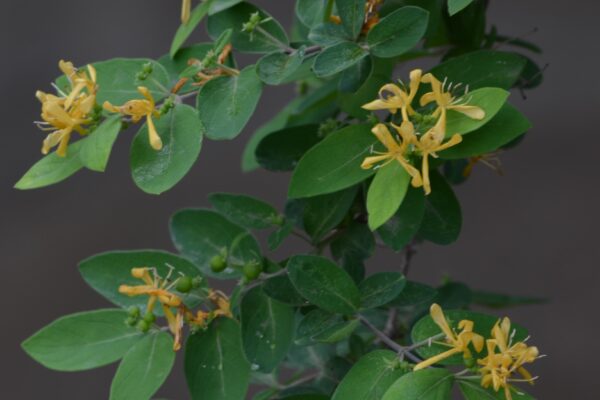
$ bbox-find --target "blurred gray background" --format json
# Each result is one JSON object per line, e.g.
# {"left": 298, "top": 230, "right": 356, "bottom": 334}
{"left": 1, "top": 0, "right": 598, "bottom": 398}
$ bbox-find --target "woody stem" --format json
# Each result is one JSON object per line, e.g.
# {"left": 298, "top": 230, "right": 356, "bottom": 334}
{"left": 358, "top": 315, "right": 421, "bottom": 363}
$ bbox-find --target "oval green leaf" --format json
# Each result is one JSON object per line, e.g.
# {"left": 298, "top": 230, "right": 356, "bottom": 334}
{"left": 418, "top": 172, "right": 462, "bottom": 245}
{"left": 367, "top": 6, "right": 429, "bottom": 58}
{"left": 446, "top": 88, "right": 509, "bottom": 137}
{"left": 381, "top": 369, "right": 454, "bottom": 400}
{"left": 359, "top": 272, "right": 407, "bottom": 309}
{"left": 256, "top": 124, "right": 322, "bottom": 171}
{"left": 367, "top": 161, "right": 411, "bottom": 230}
{"left": 257, "top": 49, "right": 305, "bottom": 85}
{"left": 313, "top": 42, "right": 369, "bottom": 77}
{"left": 335, "top": 0, "right": 367, "bottom": 39}
{"left": 80, "top": 115, "right": 122, "bottom": 172}
{"left": 170, "top": 1, "right": 212, "bottom": 57}
{"left": 209, "top": 192, "right": 280, "bottom": 229}
{"left": 377, "top": 187, "right": 425, "bottom": 251}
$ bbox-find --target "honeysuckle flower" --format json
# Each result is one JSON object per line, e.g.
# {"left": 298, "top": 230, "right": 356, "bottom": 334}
{"left": 59, "top": 60, "right": 97, "bottom": 109}
{"left": 103, "top": 87, "right": 163, "bottom": 150}
{"left": 361, "top": 122, "right": 423, "bottom": 187}
{"left": 490, "top": 318, "right": 539, "bottom": 381}
{"left": 181, "top": 0, "right": 191, "bottom": 24}
{"left": 208, "top": 290, "right": 233, "bottom": 318}
{"left": 362, "top": 69, "right": 423, "bottom": 120}
{"left": 414, "top": 303, "right": 484, "bottom": 370}
{"left": 420, "top": 73, "right": 485, "bottom": 121}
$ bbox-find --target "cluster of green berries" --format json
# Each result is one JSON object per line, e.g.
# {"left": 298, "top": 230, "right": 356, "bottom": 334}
{"left": 136, "top": 62, "right": 154, "bottom": 81}
{"left": 125, "top": 306, "right": 156, "bottom": 333}
{"left": 209, "top": 248, "right": 263, "bottom": 282}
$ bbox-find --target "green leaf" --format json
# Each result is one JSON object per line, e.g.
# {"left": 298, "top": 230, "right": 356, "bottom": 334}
{"left": 130, "top": 104, "right": 203, "bottom": 195}
{"left": 79, "top": 250, "right": 205, "bottom": 310}
{"left": 377, "top": 187, "right": 425, "bottom": 251}
{"left": 471, "top": 290, "right": 546, "bottom": 309}
{"left": 296, "top": 309, "right": 343, "bottom": 345}
{"left": 303, "top": 186, "right": 358, "bottom": 241}
{"left": 209, "top": 192, "right": 279, "bottom": 229}
{"left": 170, "top": 209, "right": 262, "bottom": 279}
{"left": 185, "top": 318, "right": 251, "bottom": 400}
{"left": 332, "top": 350, "right": 406, "bottom": 400}
{"left": 196, "top": 65, "right": 263, "bottom": 140}
{"left": 412, "top": 310, "right": 529, "bottom": 365}
{"left": 339, "top": 56, "right": 373, "bottom": 92}
{"left": 360, "top": 272, "right": 407, "bottom": 309}
{"left": 296, "top": 0, "right": 327, "bottom": 27}
{"left": 448, "top": 0, "right": 474, "bottom": 16}
{"left": 209, "top": 0, "right": 243, "bottom": 15}
{"left": 381, "top": 369, "right": 453, "bottom": 400}
{"left": 440, "top": 103, "right": 531, "bottom": 159}
{"left": 240, "top": 287, "right": 295, "bottom": 372}
{"left": 207, "top": 2, "right": 289, "bottom": 53}
{"left": 391, "top": 281, "right": 437, "bottom": 307}
{"left": 287, "top": 255, "right": 361, "bottom": 314}
{"left": 263, "top": 270, "right": 307, "bottom": 306}
{"left": 289, "top": 124, "right": 376, "bottom": 198}
{"left": 367, "top": 6, "right": 429, "bottom": 58}
{"left": 110, "top": 332, "right": 175, "bottom": 400}
{"left": 458, "top": 380, "right": 535, "bottom": 400}
{"left": 308, "top": 23, "right": 350, "bottom": 46}
{"left": 257, "top": 49, "right": 305, "bottom": 85}
{"left": 336, "top": 0, "right": 367, "bottom": 39}
{"left": 418, "top": 172, "right": 462, "bottom": 245}
{"left": 427, "top": 51, "right": 526, "bottom": 90}
{"left": 445, "top": 88, "right": 509, "bottom": 137}
{"left": 435, "top": 281, "right": 472, "bottom": 309}
{"left": 80, "top": 115, "right": 122, "bottom": 172}
{"left": 331, "top": 222, "right": 376, "bottom": 263}
{"left": 15, "top": 140, "right": 84, "bottom": 190}
{"left": 267, "top": 221, "right": 295, "bottom": 251}
{"left": 22, "top": 309, "right": 143, "bottom": 371}
{"left": 170, "top": 0, "right": 213, "bottom": 57}
{"left": 367, "top": 161, "right": 411, "bottom": 230}
{"left": 313, "top": 42, "right": 369, "bottom": 77}
{"left": 256, "top": 124, "right": 322, "bottom": 171}
{"left": 314, "top": 319, "right": 361, "bottom": 343}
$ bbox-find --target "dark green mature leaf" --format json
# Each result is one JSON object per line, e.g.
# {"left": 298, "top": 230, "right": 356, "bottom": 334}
{"left": 367, "top": 6, "right": 429, "bottom": 58}
{"left": 360, "top": 272, "right": 407, "bottom": 309}
{"left": 428, "top": 50, "right": 526, "bottom": 90}
{"left": 391, "top": 281, "right": 437, "bottom": 307}
{"left": 289, "top": 124, "right": 376, "bottom": 198}
{"left": 435, "top": 281, "right": 473, "bottom": 309}
{"left": 256, "top": 124, "right": 322, "bottom": 171}
{"left": 296, "top": 309, "right": 343, "bottom": 345}
{"left": 418, "top": 172, "right": 462, "bottom": 245}
{"left": 170, "top": 209, "right": 262, "bottom": 279}
{"left": 287, "top": 255, "right": 361, "bottom": 314}
{"left": 441, "top": 103, "right": 531, "bottom": 159}
{"left": 170, "top": 1, "right": 212, "bottom": 57}
{"left": 471, "top": 290, "right": 546, "bottom": 309}
{"left": 130, "top": 104, "right": 203, "bottom": 195}
{"left": 313, "top": 42, "right": 369, "bottom": 77}
{"left": 412, "top": 309, "right": 529, "bottom": 365}
{"left": 22, "top": 309, "right": 143, "bottom": 371}
{"left": 241, "top": 287, "right": 295, "bottom": 372}
{"left": 336, "top": 0, "right": 367, "bottom": 39}
{"left": 367, "top": 161, "right": 411, "bottom": 230}
{"left": 308, "top": 23, "right": 350, "bottom": 46}
{"left": 314, "top": 319, "right": 361, "bottom": 343}
{"left": 15, "top": 140, "right": 84, "bottom": 190}
{"left": 448, "top": 0, "right": 475, "bottom": 16}
{"left": 207, "top": 2, "right": 289, "bottom": 53}
{"left": 209, "top": 0, "right": 243, "bottom": 15}
{"left": 332, "top": 350, "right": 406, "bottom": 400}
{"left": 296, "top": 0, "right": 327, "bottom": 27}
{"left": 381, "top": 369, "right": 454, "bottom": 400}
{"left": 303, "top": 186, "right": 358, "bottom": 241}
{"left": 267, "top": 221, "right": 295, "bottom": 251}
{"left": 209, "top": 192, "right": 280, "bottom": 229}
{"left": 286, "top": 80, "right": 340, "bottom": 126}
{"left": 377, "top": 187, "right": 425, "bottom": 251}
{"left": 257, "top": 49, "right": 305, "bottom": 85}
{"left": 197, "top": 66, "right": 263, "bottom": 140}
{"left": 445, "top": 88, "right": 509, "bottom": 137}
{"left": 185, "top": 318, "right": 251, "bottom": 400}
{"left": 79, "top": 250, "right": 205, "bottom": 310}
{"left": 109, "top": 332, "right": 175, "bottom": 400}
{"left": 331, "top": 222, "right": 376, "bottom": 263}
{"left": 458, "top": 380, "right": 535, "bottom": 399}
{"left": 340, "top": 56, "right": 373, "bottom": 92}
{"left": 80, "top": 115, "right": 122, "bottom": 172}
{"left": 263, "top": 271, "right": 307, "bottom": 306}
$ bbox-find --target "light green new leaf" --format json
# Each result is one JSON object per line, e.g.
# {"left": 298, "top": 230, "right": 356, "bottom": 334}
{"left": 287, "top": 255, "right": 361, "bottom": 315}
{"left": 313, "top": 42, "right": 369, "bottom": 77}
{"left": 185, "top": 318, "right": 251, "bottom": 400}
{"left": 209, "top": 192, "right": 280, "bottom": 229}
{"left": 22, "top": 309, "right": 143, "bottom": 371}
{"left": 359, "top": 272, "right": 407, "bottom": 309}
{"left": 418, "top": 172, "right": 462, "bottom": 245}
{"left": 196, "top": 65, "right": 263, "bottom": 140}
{"left": 441, "top": 103, "right": 531, "bottom": 159}
{"left": 332, "top": 350, "right": 406, "bottom": 400}
{"left": 207, "top": 2, "right": 288, "bottom": 53}
{"left": 110, "top": 332, "right": 175, "bottom": 400}
{"left": 130, "top": 104, "right": 203, "bottom": 195}
{"left": 367, "top": 161, "right": 411, "bottom": 230}
{"left": 377, "top": 187, "right": 425, "bottom": 251}
{"left": 382, "top": 369, "right": 454, "bottom": 400}
{"left": 448, "top": 0, "right": 474, "bottom": 16}
{"left": 170, "top": 0, "right": 213, "bottom": 57}
{"left": 336, "top": 0, "right": 367, "bottom": 39}
{"left": 445, "top": 87, "right": 509, "bottom": 137}
{"left": 367, "top": 6, "right": 429, "bottom": 58}
{"left": 170, "top": 209, "right": 262, "bottom": 279}
{"left": 257, "top": 49, "right": 305, "bottom": 85}
{"left": 80, "top": 115, "right": 122, "bottom": 172}
{"left": 15, "top": 140, "right": 84, "bottom": 190}
{"left": 240, "top": 287, "right": 295, "bottom": 372}
{"left": 288, "top": 124, "right": 376, "bottom": 198}
{"left": 459, "top": 380, "right": 535, "bottom": 399}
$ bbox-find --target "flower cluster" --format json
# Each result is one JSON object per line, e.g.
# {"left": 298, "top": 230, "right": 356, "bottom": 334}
{"left": 416, "top": 304, "right": 540, "bottom": 400}
{"left": 35, "top": 61, "right": 98, "bottom": 157}
{"left": 361, "top": 69, "right": 485, "bottom": 194}
{"left": 119, "top": 267, "right": 231, "bottom": 351}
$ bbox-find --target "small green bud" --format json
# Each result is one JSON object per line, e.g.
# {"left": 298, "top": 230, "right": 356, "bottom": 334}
{"left": 176, "top": 276, "right": 194, "bottom": 293}
{"left": 125, "top": 316, "right": 138, "bottom": 327}
{"left": 142, "top": 62, "right": 154, "bottom": 74}
{"left": 192, "top": 276, "right": 203, "bottom": 289}
{"left": 143, "top": 312, "right": 156, "bottom": 324}
{"left": 136, "top": 320, "right": 150, "bottom": 333}
{"left": 243, "top": 261, "right": 262, "bottom": 281}
{"left": 127, "top": 306, "right": 141, "bottom": 318}
{"left": 210, "top": 255, "right": 227, "bottom": 273}
{"left": 136, "top": 71, "right": 148, "bottom": 81}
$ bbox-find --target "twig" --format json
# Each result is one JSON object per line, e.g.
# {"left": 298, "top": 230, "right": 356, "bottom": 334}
{"left": 401, "top": 241, "right": 418, "bottom": 276}
{"left": 241, "top": 268, "right": 288, "bottom": 293}
{"left": 358, "top": 315, "right": 421, "bottom": 363}
{"left": 383, "top": 308, "right": 398, "bottom": 337}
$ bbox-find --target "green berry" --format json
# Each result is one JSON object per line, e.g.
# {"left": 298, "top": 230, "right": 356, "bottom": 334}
{"left": 136, "top": 320, "right": 150, "bottom": 333}
{"left": 243, "top": 261, "right": 262, "bottom": 281}
{"left": 176, "top": 276, "right": 194, "bottom": 293}
{"left": 125, "top": 316, "right": 137, "bottom": 327}
{"left": 210, "top": 255, "right": 227, "bottom": 273}
{"left": 127, "top": 306, "right": 140, "bottom": 318}
{"left": 142, "top": 62, "right": 154, "bottom": 74}
{"left": 143, "top": 312, "right": 156, "bottom": 324}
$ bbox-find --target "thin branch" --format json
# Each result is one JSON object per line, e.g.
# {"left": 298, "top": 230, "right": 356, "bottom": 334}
{"left": 358, "top": 315, "right": 421, "bottom": 363}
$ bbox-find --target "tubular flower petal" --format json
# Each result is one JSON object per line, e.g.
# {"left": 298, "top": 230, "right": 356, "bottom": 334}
{"left": 181, "top": 0, "right": 192, "bottom": 24}
{"left": 362, "top": 69, "right": 422, "bottom": 120}
{"left": 420, "top": 73, "right": 485, "bottom": 120}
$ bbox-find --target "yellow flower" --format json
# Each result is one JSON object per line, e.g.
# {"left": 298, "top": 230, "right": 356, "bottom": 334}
{"left": 103, "top": 87, "right": 163, "bottom": 150}
{"left": 208, "top": 290, "right": 233, "bottom": 318}
{"left": 420, "top": 73, "right": 485, "bottom": 121}
{"left": 361, "top": 122, "right": 423, "bottom": 187}
{"left": 181, "top": 0, "right": 192, "bottom": 24}
{"left": 362, "top": 69, "right": 423, "bottom": 120}
{"left": 414, "top": 303, "right": 484, "bottom": 370}
{"left": 491, "top": 318, "right": 539, "bottom": 381}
